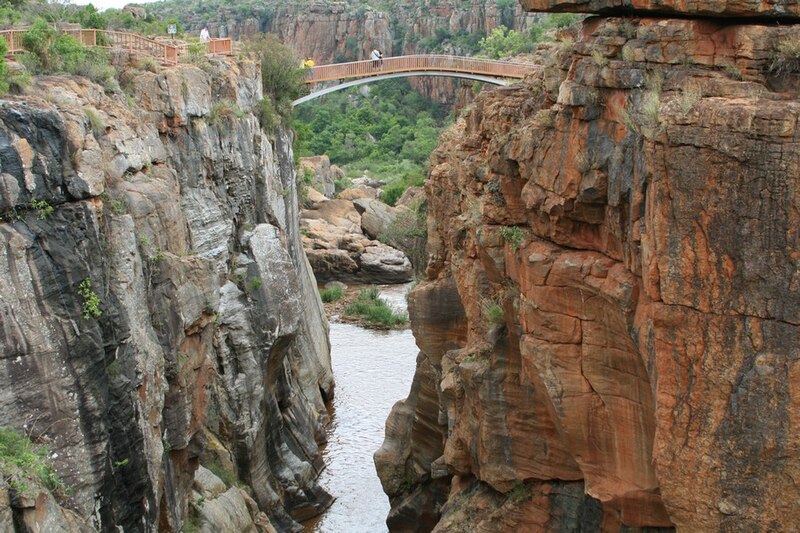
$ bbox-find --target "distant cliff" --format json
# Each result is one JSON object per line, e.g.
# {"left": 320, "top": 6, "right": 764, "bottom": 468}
{"left": 375, "top": 4, "right": 800, "bottom": 532}
{"left": 148, "top": 0, "right": 541, "bottom": 104}
{"left": 0, "top": 58, "right": 333, "bottom": 532}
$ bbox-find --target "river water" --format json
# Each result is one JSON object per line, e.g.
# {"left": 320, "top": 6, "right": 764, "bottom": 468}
{"left": 306, "top": 284, "right": 418, "bottom": 533}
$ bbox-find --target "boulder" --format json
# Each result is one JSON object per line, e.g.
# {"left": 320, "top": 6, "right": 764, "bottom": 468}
{"left": 298, "top": 155, "right": 336, "bottom": 198}
{"left": 353, "top": 198, "right": 400, "bottom": 239}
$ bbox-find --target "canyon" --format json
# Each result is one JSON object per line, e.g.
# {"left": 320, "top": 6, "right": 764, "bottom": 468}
{"left": 0, "top": 0, "right": 798, "bottom": 531}
{"left": 375, "top": 2, "right": 800, "bottom": 531}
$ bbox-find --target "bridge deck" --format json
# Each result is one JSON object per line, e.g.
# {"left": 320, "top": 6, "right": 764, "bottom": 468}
{"left": 305, "top": 55, "right": 531, "bottom": 84}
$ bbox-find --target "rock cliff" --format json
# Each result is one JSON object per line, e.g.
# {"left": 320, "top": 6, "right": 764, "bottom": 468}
{"left": 149, "top": 0, "right": 540, "bottom": 105}
{"left": 376, "top": 8, "right": 800, "bottom": 532}
{"left": 0, "top": 58, "right": 333, "bottom": 532}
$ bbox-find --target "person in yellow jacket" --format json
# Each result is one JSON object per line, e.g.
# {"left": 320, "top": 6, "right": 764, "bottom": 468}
{"left": 303, "top": 57, "right": 315, "bottom": 68}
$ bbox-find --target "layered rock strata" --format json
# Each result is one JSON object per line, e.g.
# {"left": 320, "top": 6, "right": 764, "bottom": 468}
{"left": 376, "top": 13, "right": 800, "bottom": 532}
{"left": 0, "top": 58, "right": 333, "bottom": 531}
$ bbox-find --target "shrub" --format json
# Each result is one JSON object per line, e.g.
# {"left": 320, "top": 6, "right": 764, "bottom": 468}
{"left": 30, "top": 198, "right": 54, "bottom": 220}
{"left": 507, "top": 481, "right": 530, "bottom": 503}
{"left": 256, "top": 96, "right": 279, "bottom": 133}
{"left": 499, "top": 226, "right": 527, "bottom": 250}
{"left": 770, "top": 35, "right": 800, "bottom": 76}
{"left": 83, "top": 107, "right": 105, "bottom": 137}
{"left": 344, "top": 287, "right": 408, "bottom": 327}
{"left": 78, "top": 277, "right": 102, "bottom": 319}
{"left": 0, "top": 427, "right": 66, "bottom": 497}
{"left": 319, "top": 286, "right": 344, "bottom": 303}
{"left": 0, "top": 36, "right": 8, "bottom": 94}
{"left": 242, "top": 34, "right": 305, "bottom": 125}
{"left": 209, "top": 100, "right": 244, "bottom": 124}
{"left": 482, "top": 298, "right": 505, "bottom": 324}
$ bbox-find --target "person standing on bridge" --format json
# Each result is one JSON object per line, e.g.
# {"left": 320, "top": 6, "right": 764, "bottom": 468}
{"left": 370, "top": 48, "right": 382, "bottom": 69}
{"left": 200, "top": 27, "right": 210, "bottom": 42}
{"left": 303, "top": 57, "right": 315, "bottom": 68}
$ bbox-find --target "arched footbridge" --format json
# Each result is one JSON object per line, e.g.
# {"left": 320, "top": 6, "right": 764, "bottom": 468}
{"left": 294, "top": 55, "right": 533, "bottom": 105}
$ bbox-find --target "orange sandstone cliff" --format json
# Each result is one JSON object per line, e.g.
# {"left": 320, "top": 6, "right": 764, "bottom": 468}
{"left": 375, "top": 4, "right": 800, "bottom": 531}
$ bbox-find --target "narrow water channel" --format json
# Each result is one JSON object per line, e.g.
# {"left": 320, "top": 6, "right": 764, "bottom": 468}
{"left": 306, "top": 284, "right": 418, "bottom": 533}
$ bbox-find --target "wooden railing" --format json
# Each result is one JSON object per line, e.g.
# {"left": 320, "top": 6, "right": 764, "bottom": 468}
{"left": 305, "top": 55, "right": 532, "bottom": 84}
{"left": 0, "top": 28, "right": 232, "bottom": 65}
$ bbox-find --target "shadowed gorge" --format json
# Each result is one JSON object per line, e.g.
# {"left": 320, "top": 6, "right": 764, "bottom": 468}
{"left": 0, "top": 0, "right": 798, "bottom": 531}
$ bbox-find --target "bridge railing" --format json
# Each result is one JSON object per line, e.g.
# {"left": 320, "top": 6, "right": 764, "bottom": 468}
{"left": 305, "top": 54, "right": 531, "bottom": 83}
{"left": 0, "top": 28, "right": 232, "bottom": 65}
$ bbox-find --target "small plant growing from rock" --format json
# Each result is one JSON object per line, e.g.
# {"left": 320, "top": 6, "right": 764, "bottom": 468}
{"left": 770, "top": 35, "right": 800, "bottom": 76}
{"left": 249, "top": 277, "right": 263, "bottom": 291}
{"left": 621, "top": 46, "right": 635, "bottom": 62}
{"left": 109, "top": 198, "right": 127, "bottom": 215}
{"left": 533, "top": 109, "right": 555, "bottom": 129}
{"left": 482, "top": 298, "right": 505, "bottom": 325}
{"left": 591, "top": 50, "right": 608, "bottom": 67}
{"left": 83, "top": 107, "right": 105, "bottom": 137}
{"left": 30, "top": 198, "right": 53, "bottom": 220}
{"left": 620, "top": 20, "right": 637, "bottom": 39}
{"left": 499, "top": 225, "right": 528, "bottom": 250}
{"left": 507, "top": 481, "right": 531, "bottom": 504}
{"left": 78, "top": 278, "right": 102, "bottom": 320}
{"left": 677, "top": 83, "right": 703, "bottom": 114}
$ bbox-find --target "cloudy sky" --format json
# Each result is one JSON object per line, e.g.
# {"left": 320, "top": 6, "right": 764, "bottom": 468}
{"left": 71, "top": 0, "right": 160, "bottom": 10}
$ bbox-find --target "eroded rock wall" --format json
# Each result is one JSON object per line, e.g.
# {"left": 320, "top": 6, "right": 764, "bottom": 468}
{"left": 377, "top": 14, "right": 800, "bottom": 532}
{"left": 0, "top": 58, "right": 333, "bottom": 532}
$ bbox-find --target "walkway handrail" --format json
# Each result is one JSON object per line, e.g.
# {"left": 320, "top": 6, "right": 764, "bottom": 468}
{"left": 0, "top": 28, "right": 232, "bottom": 65}
{"left": 305, "top": 55, "right": 532, "bottom": 84}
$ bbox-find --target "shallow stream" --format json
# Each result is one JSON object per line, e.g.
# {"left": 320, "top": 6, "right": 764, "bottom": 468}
{"left": 305, "top": 284, "right": 417, "bottom": 533}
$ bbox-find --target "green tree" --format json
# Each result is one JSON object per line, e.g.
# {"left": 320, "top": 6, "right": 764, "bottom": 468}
{"left": 479, "top": 25, "right": 530, "bottom": 59}
{"left": 243, "top": 34, "right": 305, "bottom": 126}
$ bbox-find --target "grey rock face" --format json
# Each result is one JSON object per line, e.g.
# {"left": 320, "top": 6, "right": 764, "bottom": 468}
{"left": 0, "top": 58, "right": 333, "bottom": 532}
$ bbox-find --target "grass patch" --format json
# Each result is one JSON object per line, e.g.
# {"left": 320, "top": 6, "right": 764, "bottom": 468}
{"left": 344, "top": 287, "right": 408, "bottom": 327}
{"left": 771, "top": 35, "right": 800, "bottom": 77}
{"left": 319, "top": 286, "right": 344, "bottom": 303}
{"left": 0, "top": 427, "right": 66, "bottom": 497}
{"left": 677, "top": 83, "right": 702, "bottom": 114}
{"left": 83, "top": 107, "right": 105, "bottom": 137}
{"left": 482, "top": 298, "right": 505, "bottom": 325}
{"left": 207, "top": 460, "right": 237, "bottom": 488}
{"left": 209, "top": 100, "right": 245, "bottom": 124}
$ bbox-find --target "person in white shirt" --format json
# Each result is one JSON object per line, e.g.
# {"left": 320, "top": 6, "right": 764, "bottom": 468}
{"left": 200, "top": 27, "right": 210, "bottom": 42}
{"left": 370, "top": 48, "right": 382, "bottom": 68}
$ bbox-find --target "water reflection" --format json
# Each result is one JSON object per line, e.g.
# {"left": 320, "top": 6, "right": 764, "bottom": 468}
{"left": 306, "top": 285, "right": 417, "bottom": 533}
